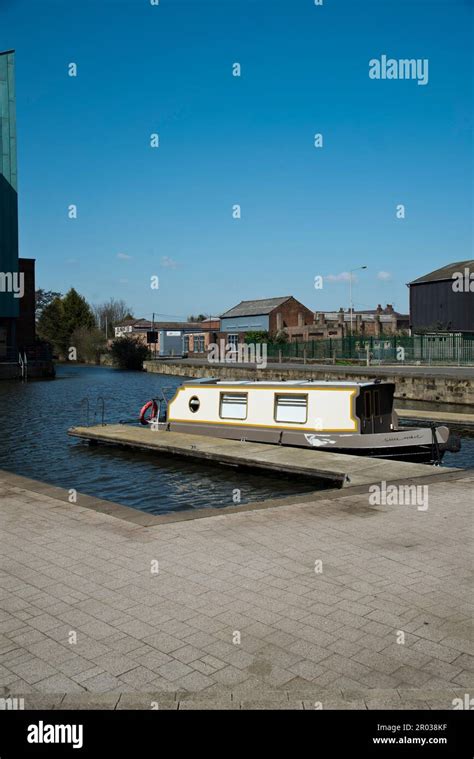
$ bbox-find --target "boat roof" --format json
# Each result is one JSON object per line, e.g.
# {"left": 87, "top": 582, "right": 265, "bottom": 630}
{"left": 184, "top": 378, "right": 385, "bottom": 388}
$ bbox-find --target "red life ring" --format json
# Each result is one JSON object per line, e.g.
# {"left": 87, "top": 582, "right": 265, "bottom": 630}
{"left": 139, "top": 400, "right": 158, "bottom": 425}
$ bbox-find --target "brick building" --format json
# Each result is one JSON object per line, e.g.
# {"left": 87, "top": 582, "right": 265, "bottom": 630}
{"left": 114, "top": 318, "right": 220, "bottom": 357}
{"left": 289, "top": 304, "right": 409, "bottom": 341}
{"left": 219, "top": 296, "right": 314, "bottom": 347}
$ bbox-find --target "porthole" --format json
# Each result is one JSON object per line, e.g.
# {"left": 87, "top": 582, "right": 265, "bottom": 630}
{"left": 189, "top": 396, "right": 200, "bottom": 413}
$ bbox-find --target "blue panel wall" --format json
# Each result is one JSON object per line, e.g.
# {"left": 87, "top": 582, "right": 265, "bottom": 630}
{"left": 220, "top": 315, "right": 270, "bottom": 332}
{"left": 159, "top": 331, "right": 184, "bottom": 356}
{"left": 0, "top": 50, "right": 19, "bottom": 319}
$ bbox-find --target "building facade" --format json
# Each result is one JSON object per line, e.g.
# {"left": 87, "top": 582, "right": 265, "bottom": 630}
{"left": 0, "top": 50, "right": 19, "bottom": 355}
{"left": 289, "top": 304, "right": 409, "bottom": 341}
{"left": 219, "top": 296, "right": 314, "bottom": 346}
{"left": 408, "top": 261, "right": 474, "bottom": 334}
{"left": 114, "top": 318, "right": 220, "bottom": 357}
{"left": 0, "top": 50, "right": 36, "bottom": 361}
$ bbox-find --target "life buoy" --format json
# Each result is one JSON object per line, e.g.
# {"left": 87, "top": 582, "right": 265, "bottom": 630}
{"left": 139, "top": 400, "right": 158, "bottom": 425}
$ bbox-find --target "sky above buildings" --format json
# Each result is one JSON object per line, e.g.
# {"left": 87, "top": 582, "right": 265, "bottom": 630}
{"left": 0, "top": 0, "right": 472, "bottom": 320}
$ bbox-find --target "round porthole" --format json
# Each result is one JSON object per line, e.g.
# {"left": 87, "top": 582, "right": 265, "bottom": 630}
{"left": 189, "top": 396, "right": 200, "bottom": 413}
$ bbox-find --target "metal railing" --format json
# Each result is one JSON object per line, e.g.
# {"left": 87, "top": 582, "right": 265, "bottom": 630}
{"left": 265, "top": 334, "right": 474, "bottom": 365}
{"left": 79, "top": 396, "right": 106, "bottom": 427}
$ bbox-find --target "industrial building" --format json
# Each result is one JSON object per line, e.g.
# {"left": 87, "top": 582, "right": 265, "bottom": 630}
{"left": 292, "top": 304, "right": 409, "bottom": 341}
{"left": 408, "top": 261, "right": 474, "bottom": 334}
{"left": 219, "top": 296, "right": 314, "bottom": 347}
{"left": 114, "top": 318, "right": 220, "bottom": 357}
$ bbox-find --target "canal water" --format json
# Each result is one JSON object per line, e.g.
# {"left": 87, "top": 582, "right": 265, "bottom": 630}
{"left": 0, "top": 365, "right": 472, "bottom": 515}
{"left": 0, "top": 365, "right": 323, "bottom": 515}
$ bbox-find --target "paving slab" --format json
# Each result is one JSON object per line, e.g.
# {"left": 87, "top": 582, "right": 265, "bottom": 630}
{"left": 0, "top": 468, "right": 472, "bottom": 711}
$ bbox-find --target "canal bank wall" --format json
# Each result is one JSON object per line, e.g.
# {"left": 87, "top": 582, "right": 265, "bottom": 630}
{"left": 144, "top": 360, "right": 474, "bottom": 407}
{"left": 0, "top": 360, "right": 55, "bottom": 381}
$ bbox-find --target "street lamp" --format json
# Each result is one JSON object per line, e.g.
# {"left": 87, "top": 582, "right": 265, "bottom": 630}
{"left": 349, "top": 266, "right": 367, "bottom": 335}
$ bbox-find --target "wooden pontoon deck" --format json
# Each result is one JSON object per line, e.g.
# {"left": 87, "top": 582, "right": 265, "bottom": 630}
{"left": 68, "top": 424, "right": 459, "bottom": 489}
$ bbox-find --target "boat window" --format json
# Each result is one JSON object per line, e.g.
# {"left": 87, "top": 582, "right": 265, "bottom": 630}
{"left": 274, "top": 394, "right": 308, "bottom": 424}
{"left": 373, "top": 390, "right": 380, "bottom": 417}
{"left": 364, "top": 392, "right": 372, "bottom": 418}
{"left": 189, "top": 396, "right": 200, "bottom": 413}
{"left": 220, "top": 392, "right": 248, "bottom": 420}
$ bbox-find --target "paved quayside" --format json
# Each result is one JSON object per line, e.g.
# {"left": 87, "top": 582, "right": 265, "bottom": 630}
{"left": 0, "top": 468, "right": 472, "bottom": 710}
{"left": 68, "top": 424, "right": 459, "bottom": 489}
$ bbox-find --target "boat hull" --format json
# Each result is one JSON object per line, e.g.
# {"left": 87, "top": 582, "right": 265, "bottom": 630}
{"left": 162, "top": 421, "right": 455, "bottom": 465}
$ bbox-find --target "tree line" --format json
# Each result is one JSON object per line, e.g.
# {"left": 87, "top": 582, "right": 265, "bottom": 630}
{"left": 35, "top": 289, "right": 143, "bottom": 367}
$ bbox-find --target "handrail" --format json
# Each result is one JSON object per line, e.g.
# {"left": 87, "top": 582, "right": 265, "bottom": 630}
{"left": 79, "top": 396, "right": 106, "bottom": 427}
{"left": 94, "top": 396, "right": 106, "bottom": 426}
{"left": 80, "top": 398, "right": 90, "bottom": 426}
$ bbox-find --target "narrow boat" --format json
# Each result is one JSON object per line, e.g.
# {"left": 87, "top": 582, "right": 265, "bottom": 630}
{"left": 139, "top": 379, "right": 461, "bottom": 464}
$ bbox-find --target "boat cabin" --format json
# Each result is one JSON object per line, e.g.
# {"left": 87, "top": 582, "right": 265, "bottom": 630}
{"left": 163, "top": 379, "right": 396, "bottom": 442}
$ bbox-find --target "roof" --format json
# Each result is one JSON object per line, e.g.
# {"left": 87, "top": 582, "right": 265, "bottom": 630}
{"left": 353, "top": 309, "right": 407, "bottom": 318}
{"left": 116, "top": 318, "right": 145, "bottom": 327}
{"left": 321, "top": 310, "right": 408, "bottom": 320}
{"left": 408, "top": 261, "right": 474, "bottom": 285}
{"left": 221, "top": 296, "right": 292, "bottom": 319}
{"left": 186, "top": 379, "right": 384, "bottom": 388}
{"left": 156, "top": 322, "right": 216, "bottom": 331}
{"left": 116, "top": 319, "right": 217, "bottom": 331}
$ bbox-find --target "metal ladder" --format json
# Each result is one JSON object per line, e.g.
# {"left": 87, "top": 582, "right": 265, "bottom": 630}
{"left": 79, "top": 396, "right": 106, "bottom": 427}
{"left": 18, "top": 351, "right": 28, "bottom": 381}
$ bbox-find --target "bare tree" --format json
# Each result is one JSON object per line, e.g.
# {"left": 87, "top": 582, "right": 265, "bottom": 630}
{"left": 93, "top": 299, "right": 133, "bottom": 335}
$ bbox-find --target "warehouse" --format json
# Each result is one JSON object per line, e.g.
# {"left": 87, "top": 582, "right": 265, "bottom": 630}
{"left": 408, "top": 260, "right": 474, "bottom": 335}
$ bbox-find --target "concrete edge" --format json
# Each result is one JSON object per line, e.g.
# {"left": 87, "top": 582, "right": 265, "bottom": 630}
{"left": 0, "top": 467, "right": 471, "bottom": 528}
{"left": 3, "top": 687, "right": 463, "bottom": 711}
{"left": 67, "top": 427, "right": 348, "bottom": 486}
{"left": 144, "top": 359, "right": 474, "bottom": 382}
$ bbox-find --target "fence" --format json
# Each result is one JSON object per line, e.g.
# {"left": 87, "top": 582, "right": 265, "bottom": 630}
{"left": 265, "top": 334, "right": 474, "bottom": 365}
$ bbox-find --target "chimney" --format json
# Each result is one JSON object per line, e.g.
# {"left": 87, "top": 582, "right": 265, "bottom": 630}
{"left": 385, "top": 304, "right": 394, "bottom": 314}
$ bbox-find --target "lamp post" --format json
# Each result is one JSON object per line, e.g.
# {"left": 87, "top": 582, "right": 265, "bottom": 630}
{"left": 349, "top": 266, "right": 367, "bottom": 335}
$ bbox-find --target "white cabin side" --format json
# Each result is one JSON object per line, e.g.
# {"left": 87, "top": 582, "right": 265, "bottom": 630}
{"left": 167, "top": 383, "right": 359, "bottom": 433}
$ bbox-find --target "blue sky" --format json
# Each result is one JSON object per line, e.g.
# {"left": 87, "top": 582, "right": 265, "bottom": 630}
{"left": 1, "top": 0, "right": 472, "bottom": 319}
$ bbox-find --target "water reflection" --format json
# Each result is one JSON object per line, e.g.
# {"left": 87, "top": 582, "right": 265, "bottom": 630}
{"left": 0, "top": 365, "right": 321, "bottom": 514}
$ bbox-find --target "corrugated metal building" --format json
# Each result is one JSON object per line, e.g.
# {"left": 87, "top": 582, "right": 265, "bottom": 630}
{"left": 408, "top": 261, "right": 474, "bottom": 334}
